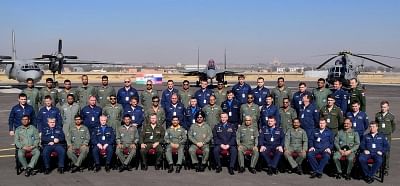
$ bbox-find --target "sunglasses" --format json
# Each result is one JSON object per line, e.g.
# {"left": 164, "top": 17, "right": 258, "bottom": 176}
{"left": 124, "top": 81, "right": 130, "bottom": 83}
{"left": 146, "top": 84, "right": 152, "bottom": 86}
{"left": 152, "top": 100, "right": 159, "bottom": 102}
{"left": 110, "top": 98, "right": 116, "bottom": 100}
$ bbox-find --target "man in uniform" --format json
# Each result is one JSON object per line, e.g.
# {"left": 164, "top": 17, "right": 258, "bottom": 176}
{"left": 332, "top": 79, "right": 349, "bottom": 114}
{"left": 14, "top": 115, "right": 40, "bottom": 177}
{"left": 76, "top": 75, "right": 97, "bottom": 108}
{"left": 221, "top": 91, "right": 241, "bottom": 128}
{"left": 97, "top": 75, "right": 116, "bottom": 108}
{"left": 179, "top": 80, "right": 193, "bottom": 108}
{"left": 259, "top": 116, "right": 284, "bottom": 175}
{"left": 251, "top": 77, "right": 270, "bottom": 106}
{"left": 188, "top": 111, "right": 212, "bottom": 172}
{"left": 115, "top": 114, "right": 139, "bottom": 172}
{"left": 66, "top": 114, "right": 90, "bottom": 173}
{"left": 346, "top": 100, "right": 369, "bottom": 139}
{"left": 165, "top": 93, "right": 185, "bottom": 128}
{"left": 320, "top": 95, "right": 344, "bottom": 135}
{"left": 284, "top": 118, "right": 307, "bottom": 175}
{"left": 214, "top": 81, "right": 227, "bottom": 107}
{"left": 123, "top": 97, "right": 144, "bottom": 132}
{"left": 161, "top": 80, "right": 179, "bottom": 109}
{"left": 231, "top": 74, "right": 251, "bottom": 105}
{"left": 9, "top": 93, "right": 36, "bottom": 137}
{"left": 260, "top": 95, "right": 280, "bottom": 128}
{"left": 299, "top": 95, "right": 319, "bottom": 139}
{"left": 81, "top": 96, "right": 102, "bottom": 133}
{"left": 279, "top": 98, "right": 297, "bottom": 133}
{"left": 213, "top": 112, "right": 237, "bottom": 175}
{"left": 91, "top": 115, "right": 115, "bottom": 172}
{"left": 145, "top": 96, "right": 166, "bottom": 128}
{"left": 140, "top": 80, "right": 158, "bottom": 110}
{"left": 359, "top": 121, "right": 389, "bottom": 184}
{"left": 41, "top": 118, "right": 66, "bottom": 174}
{"left": 374, "top": 100, "right": 395, "bottom": 173}
{"left": 307, "top": 119, "right": 334, "bottom": 179}
{"left": 312, "top": 78, "right": 332, "bottom": 110}
{"left": 36, "top": 95, "right": 62, "bottom": 133}
{"left": 194, "top": 80, "right": 214, "bottom": 108}
{"left": 165, "top": 116, "right": 187, "bottom": 173}
{"left": 236, "top": 116, "right": 258, "bottom": 174}
{"left": 60, "top": 94, "right": 80, "bottom": 139}
{"left": 22, "top": 78, "right": 40, "bottom": 113}
{"left": 102, "top": 94, "right": 124, "bottom": 131}
{"left": 203, "top": 95, "right": 222, "bottom": 130}
{"left": 140, "top": 113, "right": 165, "bottom": 170}
{"left": 117, "top": 78, "right": 139, "bottom": 108}
{"left": 39, "top": 78, "right": 59, "bottom": 106}
{"left": 333, "top": 118, "right": 360, "bottom": 180}
{"left": 57, "top": 79, "right": 77, "bottom": 107}
{"left": 348, "top": 78, "right": 366, "bottom": 112}
{"left": 240, "top": 94, "right": 260, "bottom": 129}
{"left": 292, "top": 82, "right": 312, "bottom": 114}
{"left": 271, "top": 77, "right": 292, "bottom": 108}
{"left": 184, "top": 97, "right": 201, "bottom": 130}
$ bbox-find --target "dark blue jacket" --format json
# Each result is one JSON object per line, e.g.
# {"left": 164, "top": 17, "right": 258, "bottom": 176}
{"left": 194, "top": 88, "right": 214, "bottom": 108}
{"left": 258, "top": 126, "right": 284, "bottom": 148}
{"left": 332, "top": 88, "right": 349, "bottom": 113}
{"left": 184, "top": 106, "right": 202, "bottom": 130}
{"left": 165, "top": 102, "right": 185, "bottom": 128}
{"left": 91, "top": 125, "right": 115, "bottom": 145}
{"left": 8, "top": 104, "right": 36, "bottom": 131}
{"left": 308, "top": 128, "right": 334, "bottom": 151}
{"left": 232, "top": 83, "right": 252, "bottom": 105}
{"left": 41, "top": 126, "right": 65, "bottom": 146}
{"left": 161, "top": 88, "right": 179, "bottom": 109}
{"left": 123, "top": 105, "right": 145, "bottom": 128}
{"left": 259, "top": 104, "right": 281, "bottom": 127}
{"left": 291, "top": 90, "right": 312, "bottom": 114}
{"left": 81, "top": 105, "right": 102, "bottom": 131}
{"left": 213, "top": 122, "right": 237, "bottom": 146}
{"left": 117, "top": 86, "right": 139, "bottom": 108}
{"left": 360, "top": 132, "right": 389, "bottom": 154}
{"left": 36, "top": 106, "right": 62, "bottom": 132}
{"left": 346, "top": 111, "right": 369, "bottom": 137}
{"left": 251, "top": 86, "right": 270, "bottom": 106}
{"left": 221, "top": 99, "right": 241, "bottom": 124}
{"left": 299, "top": 103, "right": 320, "bottom": 131}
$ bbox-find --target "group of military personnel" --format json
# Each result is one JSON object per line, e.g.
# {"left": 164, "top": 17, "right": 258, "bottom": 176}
{"left": 9, "top": 74, "right": 395, "bottom": 184}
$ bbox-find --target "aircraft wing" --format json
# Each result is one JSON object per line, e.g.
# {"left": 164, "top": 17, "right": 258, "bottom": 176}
{"left": 0, "top": 60, "right": 15, "bottom": 65}
{"left": 33, "top": 59, "right": 125, "bottom": 65}
{"left": 216, "top": 70, "right": 243, "bottom": 76}
{"left": 180, "top": 70, "right": 206, "bottom": 76}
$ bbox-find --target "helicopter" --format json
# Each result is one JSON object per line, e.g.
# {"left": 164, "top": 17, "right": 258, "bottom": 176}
{"left": 316, "top": 51, "right": 397, "bottom": 88}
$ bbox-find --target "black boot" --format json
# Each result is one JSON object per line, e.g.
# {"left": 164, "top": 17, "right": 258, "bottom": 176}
{"left": 238, "top": 167, "right": 245, "bottom": 173}
{"left": 194, "top": 163, "right": 200, "bottom": 172}
{"left": 105, "top": 164, "right": 111, "bottom": 172}
{"left": 24, "top": 167, "right": 32, "bottom": 177}
{"left": 228, "top": 167, "right": 235, "bottom": 175}
{"left": 119, "top": 165, "right": 126, "bottom": 172}
{"left": 141, "top": 164, "right": 148, "bottom": 171}
{"left": 200, "top": 164, "right": 207, "bottom": 172}
{"left": 95, "top": 165, "right": 101, "bottom": 172}
{"left": 216, "top": 166, "right": 222, "bottom": 173}
{"left": 71, "top": 166, "right": 80, "bottom": 173}
{"left": 44, "top": 168, "right": 50, "bottom": 175}
{"left": 58, "top": 167, "right": 64, "bottom": 174}
{"left": 155, "top": 164, "right": 161, "bottom": 170}
{"left": 168, "top": 164, "right": 174, "bottom": 173}
{"left": 249, "top": 167, "right": 257, "bottom": 174}
{"left": 175, "top": 165, "right": 182, "bottom": 173}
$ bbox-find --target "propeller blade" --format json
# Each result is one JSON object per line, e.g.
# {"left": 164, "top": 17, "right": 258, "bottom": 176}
{"left": 58, "top": 39, "right": 62, "bottom": 53}
{"left": 351, "top": 54, "right": 393, "bottom": 69}
{"left": 356, "top": 54, "right": 400, "bottom": 60}
{"left": 65, "top": 56, "right": 78, "bottom": 59}
{"left": 42, "top": 55, "right": 56, "bottom": 58}
{"left": 316, "top": 55, "right": 339, "bottom": 69}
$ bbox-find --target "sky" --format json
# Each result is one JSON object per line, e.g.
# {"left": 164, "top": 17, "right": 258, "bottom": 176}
{"left": 0, "top": 0, "right": 399, "bottom": 66}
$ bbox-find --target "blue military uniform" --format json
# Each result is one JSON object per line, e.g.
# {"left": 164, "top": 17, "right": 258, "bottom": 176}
{"left": 36, "top": 106, "right": 62, "bottom": 132}
{"left": 183, "top": 106, "right": 201, "bottom": 130}
{"left": 307, "top": 128, "right": 334, "bottom": 175}
{"left": 8, "top": 104, "right": 36, "bottom": 132}
{"left": 221, "top": 99, "right": 241, "bottom": 127}
{"left": 260, "top": 104, "right": 281, "bottom": 128}
{"left": 41, "top": 126, "right": 66, "bottom": 169}
{"left": 231, "top": 83, "right": 252, "bottom": 105}
{"left": 299, "top": 103, "right": 320, "bottom": 139}
{"left": 117, "top": 87, "right": 139, "bottom": 108}
{"left": 291, "top": 91, "right": 312, "bottom": 114}
{"left": 346, "top": 111, "right": 369, "bottom": 138}
{"left": 123, "top": 105, "right": 145, "bottom": 129}
{"left": 251, "top": 86, "right": 270, "bottom": 106}
{"left": 165, "top": 102, "right": 185, "bottom": 128}
{"left": 91, "top": 125, "right": 115, "bottom": 165}
{"left": 359, "top": 132, "right": 389, "bottom": 178}
{"left": 213, "top": 122, "right": 238, "bottom": 168}
{"left": 81, "top": 105, "right": 102, "bottom": 133}
{"left": 332, "top": 88, "right": 349, "bottom": 113}
{"left": 194, "top": 88, "right": 214, "bottom": 108}
{"left": 259, "top": 126, "right": 285, "bottom": 169}
{"left": 161, "top": 88, "right": 179, "bottom": 109}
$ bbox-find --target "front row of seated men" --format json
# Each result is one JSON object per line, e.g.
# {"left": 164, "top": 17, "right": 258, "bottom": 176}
{"left": 14, "top": 112, "right": 389, "bottom": 183}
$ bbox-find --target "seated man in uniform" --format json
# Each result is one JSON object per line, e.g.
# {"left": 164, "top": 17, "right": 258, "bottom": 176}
{"left": 91, "top": 115, "right": 115, "bottom": 172}
{"left": 67, "top": 114, "right": 90, "bottom": 173}
{"left": 165, "top": 116, "right": 187, "bottom": 173}
{"left": 284, "top": 118, "right": 308, "bottom": 175}
{"left": 41, "top": 117, "right": 66, "bottom": 174}
{"left": 116, "top": 114, "right": 139, "bottom": 172}
{"left": 14, "top": 115, "right": 40, "bottom": 177}
{"left": 140, "top": 113, "right": 165, "bottom": 170}
{"left": 236, "top": 116, "right": 259, "bottom": 174}
{"left": 188, "top": 111, "right": 212, "bottom": 172}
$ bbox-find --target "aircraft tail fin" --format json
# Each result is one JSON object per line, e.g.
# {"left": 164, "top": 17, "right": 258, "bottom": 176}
{"left": 12, "top": 30, "right": 16, "bottom": 60}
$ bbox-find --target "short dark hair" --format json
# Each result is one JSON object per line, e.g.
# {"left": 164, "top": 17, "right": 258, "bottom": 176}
{"left": 46, "top": 78, "right": 53, "bottom": 82}
{"left": 102, "top": 75, "right": 108, "bottom": 80}
{"left": 74, "top": 114, "right": 81, "bottom": 119}
{"left": 299, "top": 82, "right": 307, "bottom": 87}
{"left": 67, "top": 94, "right": 75, "bottom": 99}
{"left": 19, "top": 93, "right": 27, "bottom": 98}
{"left": 195, "top": 111, "right": 206, "bottom": 118}
{"left": 44, "top": 95, "right": 52, "bottom": 100}
{"left": 64, "top": 79, "right": 71, "bottom": 83}
{"left": 278, "top": 77, "right": 285, "bottom": 82}
{"left": 26, "top": 78, "right": 34, "bottom": 83}
{"left": 317, "top": 78, "right": 325, "bottom": 82}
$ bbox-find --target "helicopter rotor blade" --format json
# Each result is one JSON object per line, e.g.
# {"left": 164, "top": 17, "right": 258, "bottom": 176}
{"left": 351, "top": 54, "right": 393, "bottom": 69}
{"left": 316, "top": 55, "right": 339, "bottom": 69}
{"left": 58, "top": 39, "right": 62, "bottom": 53}
{"left": 355, "top": 54, "right": 400, "bottom": 60}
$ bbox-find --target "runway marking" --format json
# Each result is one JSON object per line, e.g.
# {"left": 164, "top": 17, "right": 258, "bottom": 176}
{"left": 0, "top": 148, "right": 15, "bottom": 152}
{"left": 0, "top": 155, "right": 14, "bottom": 158}
{"left": 392, "top": 138, "right": 400, "bottom": 141}
{"left": 0, "top": 110, "right": 11, "bottom": 113}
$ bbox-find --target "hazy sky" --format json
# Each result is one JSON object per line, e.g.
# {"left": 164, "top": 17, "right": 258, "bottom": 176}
{"left": 1, "top": 0, "right": 399, "bottom": 66}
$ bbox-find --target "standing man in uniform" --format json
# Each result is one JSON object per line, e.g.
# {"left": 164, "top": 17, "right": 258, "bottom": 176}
{"left": 260, "top": 95, "right": 280, "bottom": 128}
{"left": 102, "top": 94, "right": 124, "bottom": 131}
{"left": 221, "top": 91, "right": 241, "bottom": 128}
{"left": 179, "top": 80, "right": 193, "bottom": 108}
{"left": 115, "top": 114, "right": 139, "bottom": 172}
{"left": 145, "top": 96, "right": 166, "bottom": 128}
{"left": 123, "top": 97, "right": 144, "bottom": 132}
{"left": 97, "top": 75, "right": 116, "bottom": 108}
{"left": 57, "top": 79, "right": 77, "bottom": 107}
{"left": 188, "top": 111, "right": 212, "bottom": 172}
{"left": 164, "top": 116, "right": 187, "bottom": 173}
{"left": 39, "top": 78, "right": 59, "bottom": 106}
{"left": 77, "top": 75, "right": 97, "bottom": 108}
{"left": 259, "top": 116, "right": 284, "bottom": 175}
{"left": 231, "top": 74, "right": 252, "bottom": 105}
{"left": 271, "top": 77, "right": 292, "bottom": 108}
{"left": 22, "top": 78, "right": 40, "bottom": 114}
{"left": 299, "top": 95, "right": 319, "bottom": 139}
{"left": 251, "top": 77, "right": 270, "bottom": 106}
{"left": 165, "top": 93, "right": 185, "bottom": 129}
{"left": 14, "top": 115, "right": 40, "bottom": 177}
{"left": 81, "top": 96, "right": 102, "bottom": 133}
{"left": 117, "top": 78, "right": 139, "bottom": 108}
{"left": 320, "top": 95, "right": 344, "bottom": 135}
{"left": 346, "top": 100, "right": 369, "bottom": 139}
{"left": 140, "top": 80, "right": 158, "bottom": 110}
{"left": 91, "top": 115, "right": 115, "bottom": 172}
{"left": 66, "top": 114, "right": 90, "bottom": 173}
{"left": 9, "top": 93, "right": 36, "bottom": 136}
{"left": 140, "top": 113, "right": 165, "bottom": 170}
{"left": 161, "top": 80, "right": 179, "bottom": 109}
{"left": 332, "top": 79, "right": 349, "bottom": 114}
{"left": 292, "top": 82, "right": 311, "bottom": 114}
{"left": 284, "top": 118, "right": 307, "bottom": 175}
{"left": 213, "top": 112, "right": 237, "bottom": 175}
{"left": 279, "top": 98, "right": 297, "bottom": 133}
{"left": 214, "top": 81, "right": 227, "bottom": 107}
{"left": 348, "top": 78, "right": 366, "bottom": 112}
{"left": 236, "top": 116, "right": 259, "bottom": 174}
{"left": 312, "top": 78, "right": 332, "bottom": 110}
{"left": 333, "top": 118, "right": 360, "bottom": 180}
{"left": 375, "top": 100, "right": 395, "bottom": 173}
{"left": 36, "top": 95, "right": 62, "bottom": 133}
{"left": 203, "top": 95, "right": 222, "bottom": 130}
{"left": 41, "top": 118, "right": 66, "bottom": 174}
{"left": 240, "top": 94, "right": 260, "bottom": 129}
{"left": 194, "top": 80, "right": 214, "bottom": 108}
{"left": 60, "top": 94, "right": 80, "bottom": 136}
{"left": 184, "top": 97, "right": 201, "bottom": 130}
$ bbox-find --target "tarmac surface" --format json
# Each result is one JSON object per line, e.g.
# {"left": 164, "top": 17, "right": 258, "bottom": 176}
{"left": 0, "top": 81, "right": 398, "bottom": 186}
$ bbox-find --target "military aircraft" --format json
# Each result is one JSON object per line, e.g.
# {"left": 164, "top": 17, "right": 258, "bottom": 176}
{"left": 316, "top": 51, "right": 397, "bottom": 88}
{"left": 0, "top": 31, "right": 120, "bottom": 86}
{"left": 180, "top": 48, "right": 242, "bottom": 86}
